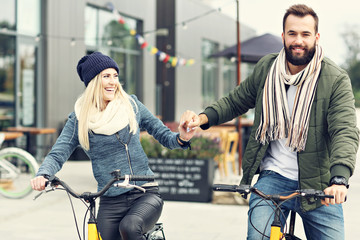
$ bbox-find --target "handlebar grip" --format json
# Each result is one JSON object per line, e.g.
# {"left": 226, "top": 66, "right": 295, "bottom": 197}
{"left": 125, "top": 175, "right": 155, "bottom": 181}
{"left": 44, "top": 176, "right": 59, "bottom": 187}
{"left": 213, "top": 184, "right": 251, "bottom": 193}
{"left": 320, "top": 194, "right": 348, "bottom": 202}
{"left": 323, "top": 194, "right": 334, "bottom": 199}
{"left": 213, "top": 184, "right": 238, "bottom": 192}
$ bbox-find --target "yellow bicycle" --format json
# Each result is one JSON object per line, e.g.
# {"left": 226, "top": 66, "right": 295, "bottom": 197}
{"left": 213, "top": 184, "right": 334, "bottom": 240}
{"left": 34, "top": 170, "right": 165, "bottom": 240}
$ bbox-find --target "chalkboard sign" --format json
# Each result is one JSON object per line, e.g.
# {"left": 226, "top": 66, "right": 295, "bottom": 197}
{"left": 148, "top": 158, "right": 215, "bottom": 202}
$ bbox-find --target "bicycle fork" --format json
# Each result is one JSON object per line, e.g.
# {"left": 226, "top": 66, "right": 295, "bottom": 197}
{"left": 88, "top": 200, "right": 102, "bottom": 240}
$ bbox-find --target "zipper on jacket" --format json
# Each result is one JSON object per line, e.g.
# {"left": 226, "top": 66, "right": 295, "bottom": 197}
{"left": 115, "top": 132, "right": 134, "bottom": 176}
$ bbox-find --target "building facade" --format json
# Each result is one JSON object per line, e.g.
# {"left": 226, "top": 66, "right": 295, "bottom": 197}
{"left": 0, "top": 0, "right": 255, "bottom": 136}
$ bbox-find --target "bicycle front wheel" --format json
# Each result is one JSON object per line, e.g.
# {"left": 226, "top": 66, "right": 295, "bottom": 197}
{"left": 0, "top": 147, "right": 39, "bottom": 199}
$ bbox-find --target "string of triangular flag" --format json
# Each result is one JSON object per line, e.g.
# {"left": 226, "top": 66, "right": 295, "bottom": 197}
{"left": 106, "top": 3, "right": 195, "bottom": 67}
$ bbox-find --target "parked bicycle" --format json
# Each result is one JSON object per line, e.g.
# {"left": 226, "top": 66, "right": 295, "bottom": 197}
{"left": 0, "top": 132, "right": 39, "bottom": 199}
{"left": 34, "top": 169, "right": 166, "bottom": 240}
{"left": 213, "top": 184, "right": 334, "bottom": 240}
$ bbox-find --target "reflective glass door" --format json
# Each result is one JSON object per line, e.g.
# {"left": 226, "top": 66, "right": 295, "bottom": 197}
{"left": 17, "top": 39, "right": 37, "bottom": 127}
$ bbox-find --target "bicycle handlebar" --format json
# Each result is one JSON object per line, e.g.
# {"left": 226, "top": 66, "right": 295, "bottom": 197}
{"left": 34, "top": 169, "right": 155, "bottom": 200}
{"left": 212, "top": 184, "right": 334, "bottom": 201}
{"left": 213, "top": 184, "right": 334, "bottom": 239}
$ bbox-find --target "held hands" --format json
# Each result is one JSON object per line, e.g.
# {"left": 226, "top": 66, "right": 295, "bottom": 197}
{"left": 321, "top": 185, "right": 347, "bottom": 206}
{"left": 178, "top": 110, "right": 205, "bottom": 141}
{"left": 30, "top": 176, "right": 48, "bottom": 191}
{"left": 178, "top": 110, "right": 198, "bottom": 141}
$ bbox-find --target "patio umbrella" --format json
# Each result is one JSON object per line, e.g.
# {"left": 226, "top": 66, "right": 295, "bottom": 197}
{"left": 210, "top": 33, "right": 283, "bottom": 63}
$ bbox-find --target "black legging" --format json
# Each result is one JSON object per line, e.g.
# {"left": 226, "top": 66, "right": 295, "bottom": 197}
{"left": 97, "top": 186, "right": 163, "bottom": 240}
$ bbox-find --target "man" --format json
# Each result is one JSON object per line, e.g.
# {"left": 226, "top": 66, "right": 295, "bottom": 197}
{"left": 180, "top": 4, "right": 359, "bottom": 239}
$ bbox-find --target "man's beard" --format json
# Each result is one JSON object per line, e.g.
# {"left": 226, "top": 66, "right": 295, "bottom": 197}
{"left": 284, "top": 41, "right": 316, "bottom": 66}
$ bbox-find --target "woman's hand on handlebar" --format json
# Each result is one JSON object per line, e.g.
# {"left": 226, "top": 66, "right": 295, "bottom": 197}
{"left": 30, "top": 176, "right": 48, "bottom": 191}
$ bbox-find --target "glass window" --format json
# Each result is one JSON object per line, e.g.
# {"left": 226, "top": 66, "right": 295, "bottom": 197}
{"left": 223, "top": 58, "right": 236, "bottom": 96}
{"left": 201, "top": 39, "right": 219, "bottom": 107}
{"left": 17, "top": 0, "right": 41, "bottom": 35}
{"left": 242, "top": 62, "right": 255, "bottom": 80}
{"left": 19, "top": 44, "right": 36, "bottom": 126}
{"left": 0, "top": 35, "right": 16, "bottom": 129}
{"left": 125, "top": 54, "right": 138, "bottom": 94}
{"left": 0, "top": 0, "right": 41, "bottom": 129}
{"left": 85, "top": 6, "right": 98, "bottom": 47}
{"left": 0, "top": 0, "right": 16, "bottom": 30}
{"left": 99, "top": 10, "right": 137, "bottom": 49}
{"left": 85, "top": 5, "right": 141, "bottom": 95}
{"left": 111, "top": 51, "right": 125, "bottom": 85}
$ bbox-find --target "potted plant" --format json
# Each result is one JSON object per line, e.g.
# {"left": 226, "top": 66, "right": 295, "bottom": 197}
{"left": 141, "top": 134, "right": 222, "bottom": 202}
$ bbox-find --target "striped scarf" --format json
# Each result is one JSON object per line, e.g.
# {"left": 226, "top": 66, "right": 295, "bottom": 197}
{"left": 256, "top": 45, "right": 324, "bottom": 151}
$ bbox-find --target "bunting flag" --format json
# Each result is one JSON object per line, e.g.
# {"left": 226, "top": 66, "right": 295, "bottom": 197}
{"left": 106, "top": 2, "right": 195, "bottom": 67}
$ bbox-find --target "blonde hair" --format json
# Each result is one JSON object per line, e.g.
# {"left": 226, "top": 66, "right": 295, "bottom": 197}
{"left": 76, "top": 74, "right": 138, "bottom": 150}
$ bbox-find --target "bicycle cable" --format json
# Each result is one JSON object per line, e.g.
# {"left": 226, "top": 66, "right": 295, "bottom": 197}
{"left": 249, "top": 197, "right": 276, "bottom": 239}
{"left": 65, "top": 190, "right": 82, "bottom": 240}
{"left": 249, "top": 191, "right": 299, "bottom": 240}
{"left": 56, "top": 186, "right": 90, "bottom": 240}
{"left": 80, "top": 197, "right": 102, "bottom": 240}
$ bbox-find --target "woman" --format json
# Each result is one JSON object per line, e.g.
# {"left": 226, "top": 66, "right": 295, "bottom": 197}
{"left": 31, "top": 52, "right": 193, "bottom": 239}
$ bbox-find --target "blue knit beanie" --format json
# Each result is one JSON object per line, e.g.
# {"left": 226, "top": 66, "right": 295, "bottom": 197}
{"left": 77, "top": 52, "right": 119, "bottom": 87}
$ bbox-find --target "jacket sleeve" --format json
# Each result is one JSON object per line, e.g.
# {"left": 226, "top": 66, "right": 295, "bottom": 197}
{"left": 130, "top": 95, "right": 183, "bottom": 150}
{"left": 36, "top": 112, "right": 80, "bottom": 176}
{"left": 327, "top": 70, "right": 359, "bottom": 181}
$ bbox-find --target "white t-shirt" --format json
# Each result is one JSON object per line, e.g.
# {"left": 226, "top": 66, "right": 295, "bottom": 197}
{"left": 260, "top": 85, "right": 298, "bottom": 181}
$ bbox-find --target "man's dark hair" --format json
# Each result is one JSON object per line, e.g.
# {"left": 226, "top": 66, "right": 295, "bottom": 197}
{"left": 283, "top": 4, "right": 319, "bottom": 33}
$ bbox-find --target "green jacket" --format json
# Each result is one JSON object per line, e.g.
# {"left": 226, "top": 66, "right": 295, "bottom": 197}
{"left": 203, "top": 54, "right": 359, "bottom": 211}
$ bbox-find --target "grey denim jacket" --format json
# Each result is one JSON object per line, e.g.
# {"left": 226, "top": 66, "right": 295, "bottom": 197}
{"left": 37, "top": 95, "right": 183, "bottom": 196}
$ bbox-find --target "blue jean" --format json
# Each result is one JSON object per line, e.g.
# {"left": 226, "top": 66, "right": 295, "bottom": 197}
{"left": 247, "top": 170, "right": 344, "bottom": 240}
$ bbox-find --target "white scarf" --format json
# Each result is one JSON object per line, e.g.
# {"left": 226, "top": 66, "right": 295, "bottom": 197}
{"left": 256, "top": 45, "right": 324, "bottom": 151}
{"left": 75, "top": 98, "right": 129, "bottom": 135}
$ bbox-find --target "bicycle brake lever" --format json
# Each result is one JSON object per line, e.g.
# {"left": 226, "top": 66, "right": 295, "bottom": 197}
{"left": 33, "top": 191, "right": 44, "bottom": 200}
{"left": 33, "top": 187, "right": 56, "bottom": 200}
{"left": 113, "top": 175, "right": 130, "bottom": 188}
{"left": 113, "top": 175, "right": 146, "bottom": 192}
{"left": 133, "top": 185, "right": 146, "bottom": 193}
{"left": 113, "top": 182, "right": 146, "bottom": 192}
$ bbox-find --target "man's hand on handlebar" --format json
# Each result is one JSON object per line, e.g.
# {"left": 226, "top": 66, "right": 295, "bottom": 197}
{"left": 322, "top": 185, "right": 347, "bottom": 206}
